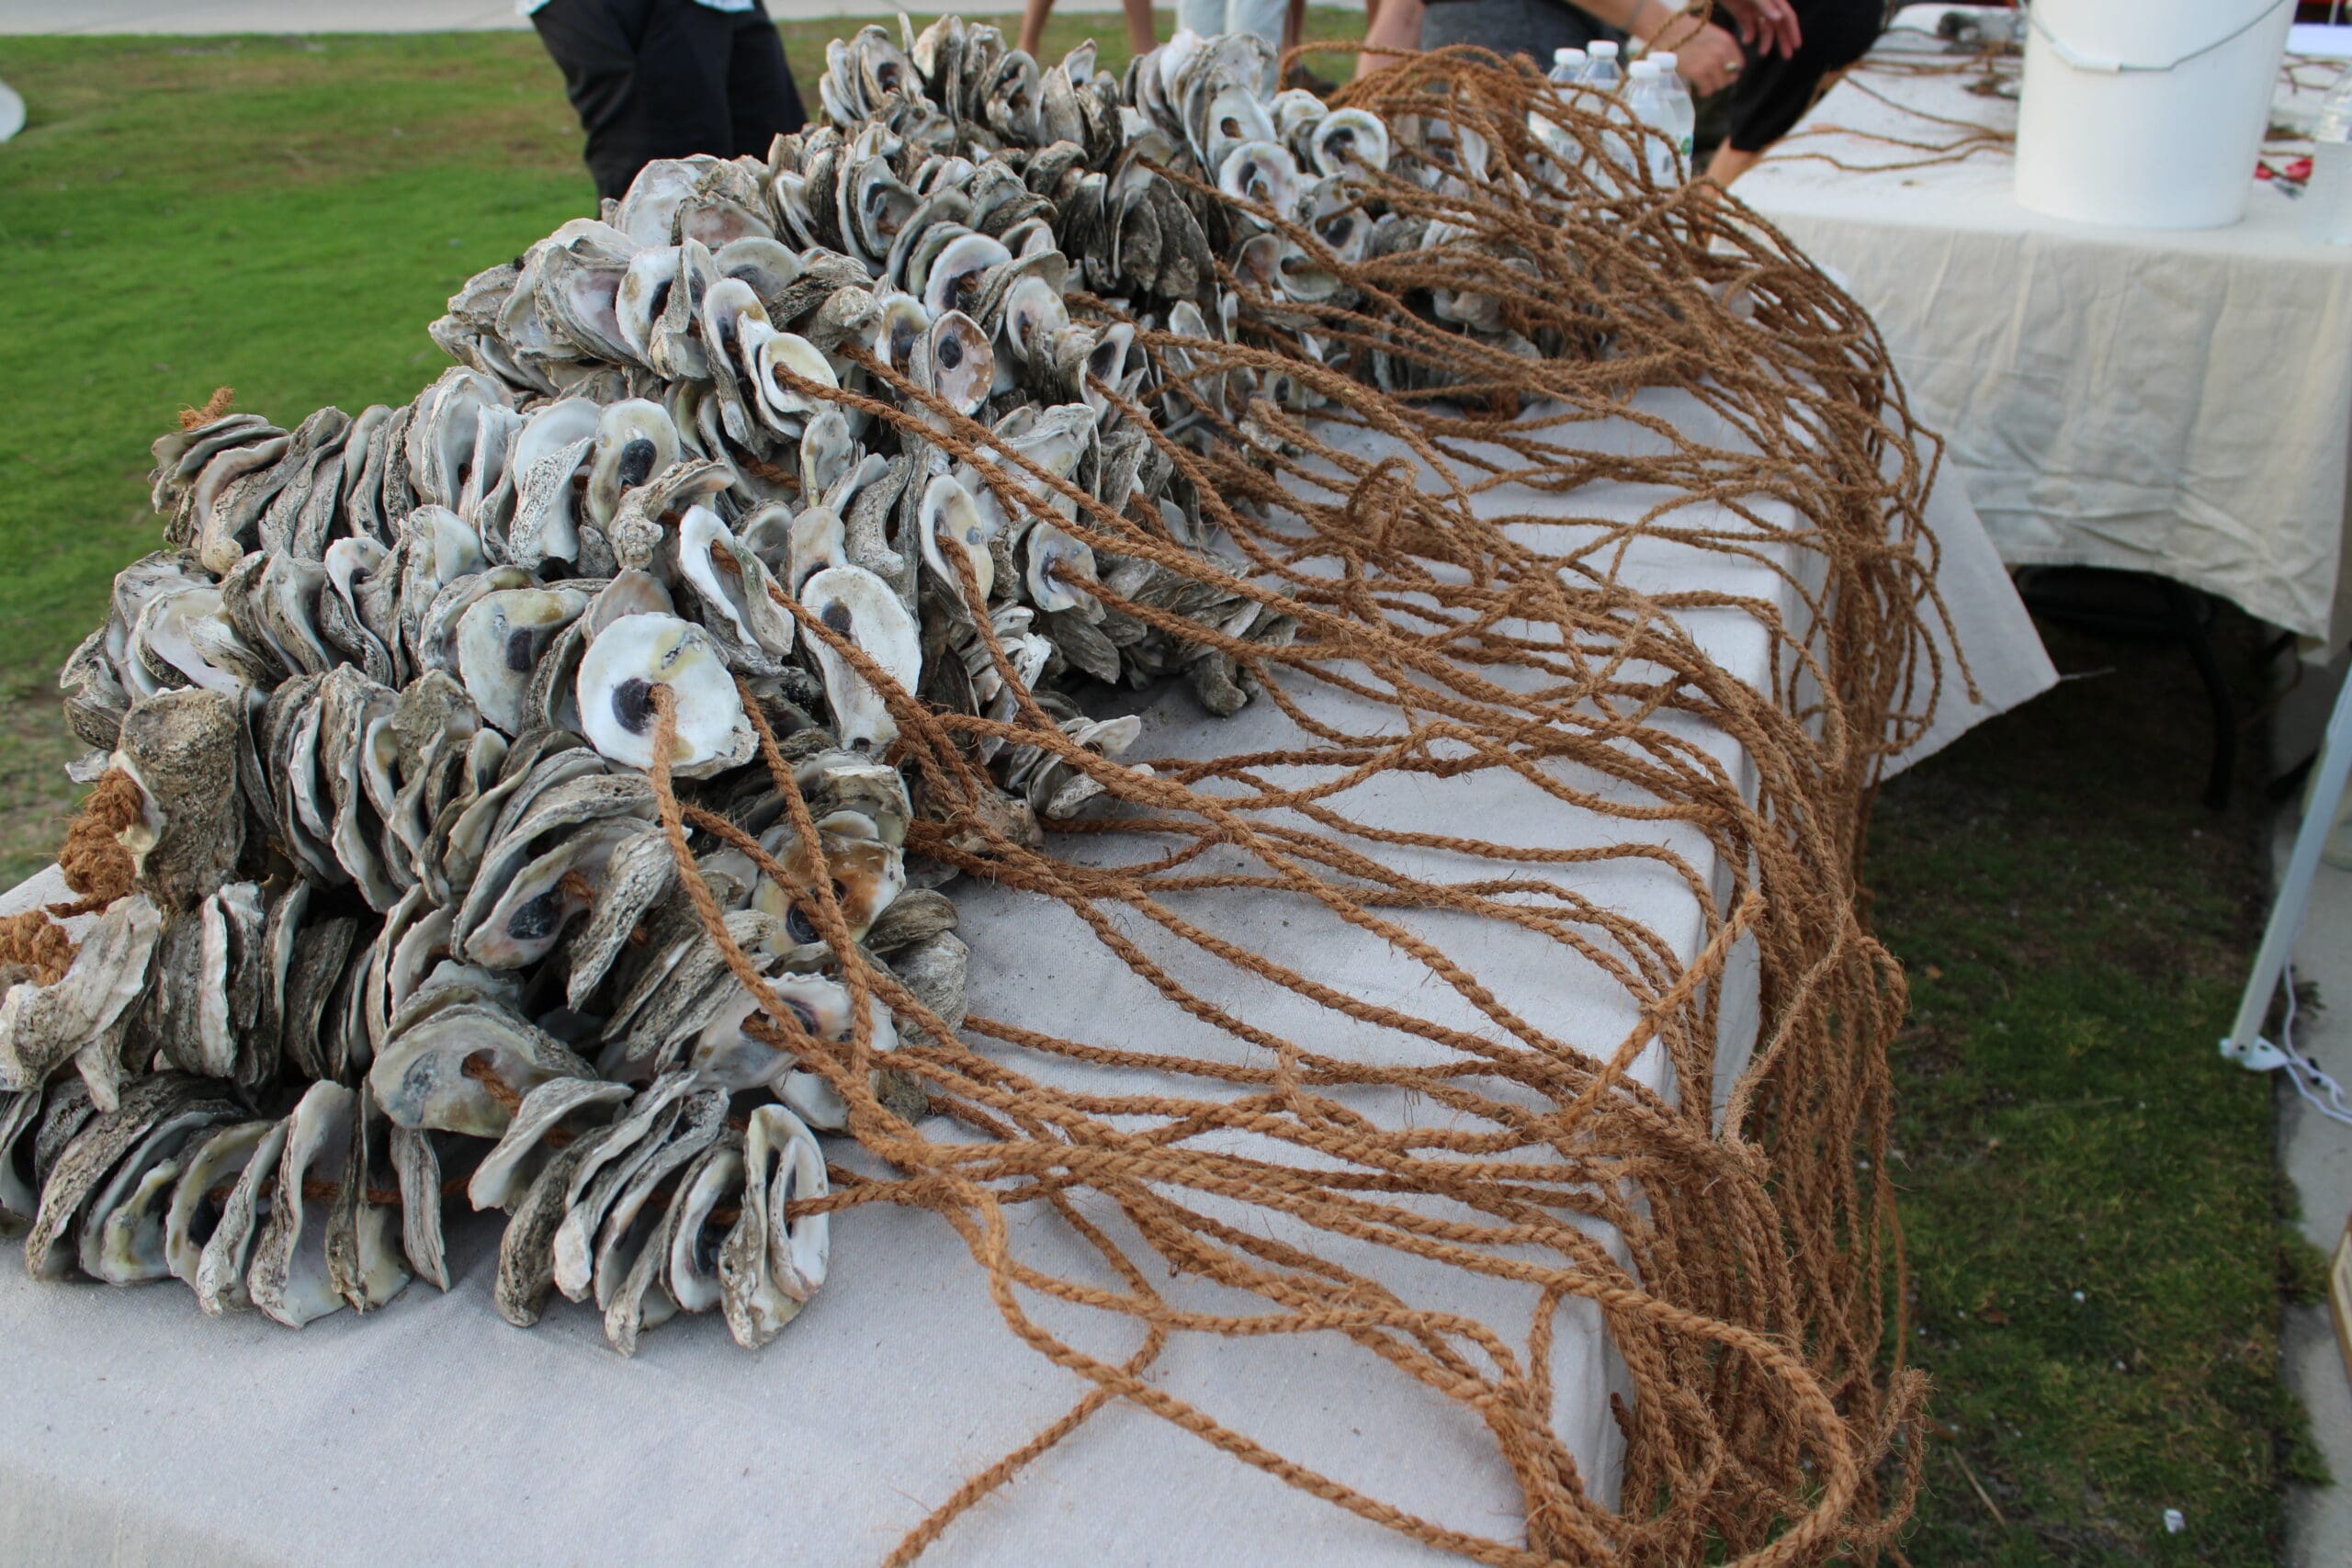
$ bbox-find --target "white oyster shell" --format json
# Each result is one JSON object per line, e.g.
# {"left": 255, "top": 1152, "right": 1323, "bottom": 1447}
{"left": 718, "top": 1103, "right": 828, "bottom": 1348}
{"left": 799, "top": 565, "right": 922, "bottom": 753}
{"left": 573, "top": 612, "right": 754, "bottom": 778}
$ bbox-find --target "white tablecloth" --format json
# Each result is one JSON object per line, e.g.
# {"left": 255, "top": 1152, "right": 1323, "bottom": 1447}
{"left": 1739, "top": 15, "right": 2352, "bottom": 645}
{"left": 0, "top": 396, "right": 2051, "bottom": 1566}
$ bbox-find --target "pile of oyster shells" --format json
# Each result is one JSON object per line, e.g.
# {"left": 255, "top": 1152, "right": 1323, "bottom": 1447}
{"left": 4, "top": 20, "right": 1498, "bottom": 1354}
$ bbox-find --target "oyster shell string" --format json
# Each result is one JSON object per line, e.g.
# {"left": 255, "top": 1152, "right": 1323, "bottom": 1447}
{"left": 668, "top": 430, "right": 1815, "bottom": 1568}
{"left": 640, "top": 693, "right": 1768, "bottom": 1568}
{"left": 634, "top": 424, "right": 1918, "bottom": 1568}
{"left": 1146, "top": 62, "right": 1973, "bottom": 746}
{"left": 13, "top": 28, "right": 1959, "bottom": 1566}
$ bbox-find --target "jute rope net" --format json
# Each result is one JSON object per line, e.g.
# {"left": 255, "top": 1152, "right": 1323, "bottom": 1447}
{"left": 616, "top": 52, "right": 1952, "bottom": 1566}
{"left": 1758, "top": 40, "right": 2018, "bottom": 175}
{"left": 1763, "top": 38, "right": 2341, "bottom": 177}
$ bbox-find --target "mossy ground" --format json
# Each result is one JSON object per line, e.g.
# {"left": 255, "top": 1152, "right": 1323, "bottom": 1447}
{"left": 1870, "top": 617, "right": 2323, "bottom": 1563}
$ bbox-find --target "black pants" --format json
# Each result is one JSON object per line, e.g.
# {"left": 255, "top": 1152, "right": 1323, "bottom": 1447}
{"left": 531, "top": 0, "right": 808, "bottom": 203}
{"left": 1419, "top": 0, "right": 1621, "bottom": 71}
{"left": 1724, "top": 0, "right": 1881, "bottom": 152}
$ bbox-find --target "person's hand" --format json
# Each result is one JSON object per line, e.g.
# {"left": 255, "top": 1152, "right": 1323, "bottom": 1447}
{"left": 1667, "top": 20, "right": 1749, "bottom": 96}
{"left": 1710, "top": 0, "right": 1800, "bottom": 58}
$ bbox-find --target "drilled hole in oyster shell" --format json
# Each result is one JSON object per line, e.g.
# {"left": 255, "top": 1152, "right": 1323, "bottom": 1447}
{"left": 573, "top": 612, "right": 753, "bottom": 778}
{"left": 799, "top": 564, "right": 922, "bottom": 753}
{"left": 917, "top": 474, "right": 997, "bottom": 602}
{"left": 925, "top": 310, "right": 993, "bottom": 415}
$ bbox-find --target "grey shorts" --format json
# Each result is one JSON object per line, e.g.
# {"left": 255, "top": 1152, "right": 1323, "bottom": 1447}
{"left": 1418, "top": 0, "right": 1622, "bottom": 71}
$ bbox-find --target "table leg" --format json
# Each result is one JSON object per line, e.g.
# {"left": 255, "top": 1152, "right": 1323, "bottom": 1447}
{"left": 2159, "top": 578, "right": 2237, "bottom": 811}
{"left": 2223, "top": 649, "right": 2352, "bottom": 1066}
{"left": 2014, "top": 566, "right": 2239, "bottom": 810}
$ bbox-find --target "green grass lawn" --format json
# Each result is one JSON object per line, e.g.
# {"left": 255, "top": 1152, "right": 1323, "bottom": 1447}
{"left": 0, "top": 27, "right": 2317, "bottom": 1562}
{"left": 1870, "top": 618, "right": 2323, "bottom": 1563}
{"left": 0, "top": 19, "right": 1369, "bottom": 884}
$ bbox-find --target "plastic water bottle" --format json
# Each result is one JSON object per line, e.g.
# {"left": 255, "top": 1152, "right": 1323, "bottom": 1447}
{"left": 1581, "top": 39, "right": 1623, "bottom": 95}
{"left": 1624, "top": 61, "right": 1678, "bottom": 186}
{"left": 2312, "top": 62, "right": 2352, "bottom": 246}
{"left": 1528, "top": 47, "right": 1590, "bottom": 173}
{"left": 1647, "top": 51, "right": 1697, "bottom": 178}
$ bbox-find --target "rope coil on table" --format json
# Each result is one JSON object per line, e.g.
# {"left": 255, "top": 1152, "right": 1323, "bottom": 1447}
{"left": 600, "top": 53, "right": 1955, "bottom": 1565}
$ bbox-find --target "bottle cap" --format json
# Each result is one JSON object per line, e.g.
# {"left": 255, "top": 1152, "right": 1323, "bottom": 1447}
{"left": 1630, "top": 60, "right": 1659, "bottom": 79}
{"left": 1554, "top": 46, "right": 1585, "bottom": 64}
{"left": 1590, "top": 40, "right": 1620, "bottom": 58}
{"left": 1650, "top": 51, "right": 1677, "bottom": 72}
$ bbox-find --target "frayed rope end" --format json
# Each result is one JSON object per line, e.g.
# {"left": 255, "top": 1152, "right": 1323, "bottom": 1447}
{"left": 177, "top": 387, "right": 235, "bottom": 431}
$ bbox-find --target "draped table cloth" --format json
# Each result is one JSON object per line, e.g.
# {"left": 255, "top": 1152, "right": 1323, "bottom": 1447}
{"left": 0, "top": 393, "right": 2052, "bottom": 1566}
{"left": 1738, "top": 12, "right": 2352, "bottom": 646}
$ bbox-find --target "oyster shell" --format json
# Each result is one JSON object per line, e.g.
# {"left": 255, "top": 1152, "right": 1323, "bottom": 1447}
{"left": 26, "top": 1074, "right": 209, "bottom": 1280}
{"left": 469, "top": 1074, "right": 631, "bottom": 1213}
{"left": 662, "top": 1135, "right": 745, "bottom": 1316}
{"left": 718, "top": 1103, "right": 829, "bottom": 1348}
{"left": 27, "top": 13, "right": 1396, "bottom": 1348}
{"left": 576, "top": 612, "right": 755, "bottom": 777}
{"left": 389, "top": 1122, "right": 450, "bottom": 1290}
{"left": 164, "top": 1119, "right": 274, "bottom": 1288}
{"left": 325, "top": 1085, "right": 412, "bottom": 1313}
{"left": 607, "top": 1133, "right": 740, "bottom": 1355}
{"left": 114, "top": 687, "right": 245, "bottom": 914}
{"left": 586, "top": 1082, "right": 728, "bottom": 1310}
{"left": 371, "top": 998, "right": 596, "bottom": 1139}
{"left": 247, "top": 1079, "right": 357, "bottom": 1326}
{"left": 456, "top": 587, "right": 589, "bottom": 735}
{"left": 0, "top": 895, "right": 164, "bottom": 1095}
{"left": 800, "top": 565, "right": 922, "bottom": 752}
{"left": 585, "top": 399, "right": 679, "bottom": 528}
{"left": 495, "top": 1128, "right": 603, "bottom": 1327}
{"left": 677, "top": 505, "right": 797, "bottom": 671}
{"left": 81, "top": 1093, "right": 243, "bottom": 1285}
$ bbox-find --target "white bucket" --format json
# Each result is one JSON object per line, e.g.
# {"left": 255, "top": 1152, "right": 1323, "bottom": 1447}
{"left": 2014, "top": 0, "right": 2297, "bottom": 230}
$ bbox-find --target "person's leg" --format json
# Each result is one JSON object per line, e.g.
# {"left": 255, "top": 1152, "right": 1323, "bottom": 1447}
{"left": 1702, "top": 141, "right": 1761, "bottom": 184}
{"left": 1121, "top": 0, "right": 1157, "bottom": 55}
{"left": 529, "top": 0, "right": 654, "bottom": 203}
{"left": 1713, "top": 0, "right": 1879, "bottom": 179}
{"left": 1357, "top": 0, "right": 1422, "bottom": 76}
{"left": 721, "top": 2, "right": 808, "bottom": 157}
{"left": 629, "top": 0, "right": 741, "bottom": 167}
{"left": 1176, "top": 0, "right": 1223, "bottom": 38}
{"left": 1227, "top": 0, "right": 1285, "bottom": 51}
{"left": 1019, "top": 0, "right": 1051, "bottom": 59}
{"left": 1267, "top": 0, "right": 1330, "bottom": 86}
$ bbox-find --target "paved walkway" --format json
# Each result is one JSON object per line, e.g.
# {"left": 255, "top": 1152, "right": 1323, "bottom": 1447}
{"left": 1, "top": 1, "right": 528, "bottom": 28}
{"left": 0, "top": 0, "right": 1281, "bottom": 28}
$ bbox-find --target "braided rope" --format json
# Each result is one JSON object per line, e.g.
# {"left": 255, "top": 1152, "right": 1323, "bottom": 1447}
{"left": 643, "top": 52, "right": 1949, "bottom": 1565}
